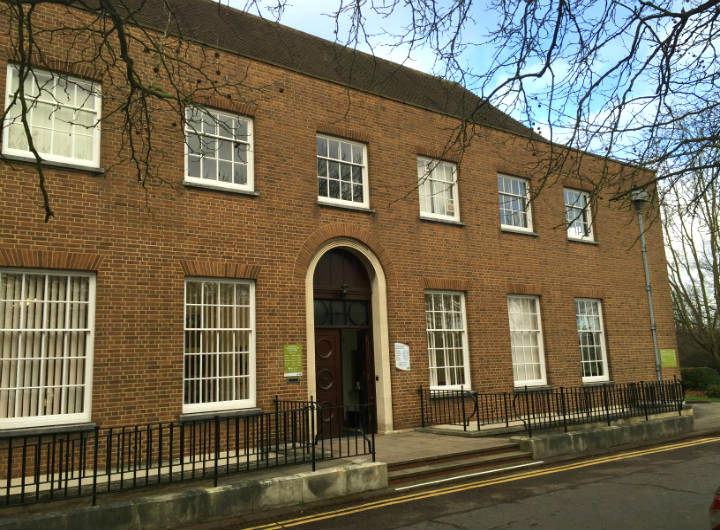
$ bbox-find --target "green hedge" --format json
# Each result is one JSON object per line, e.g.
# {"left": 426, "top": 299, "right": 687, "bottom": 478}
{"left": 681, "top": 366, "right": 720, "bottom": 391}
{"left": 707, "top": 385, "right": 720, "bottom": 398}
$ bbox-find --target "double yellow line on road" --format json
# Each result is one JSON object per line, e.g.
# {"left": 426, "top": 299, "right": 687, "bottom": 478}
{"left": 243, "top": 436, "right": 720, "bottom": 530}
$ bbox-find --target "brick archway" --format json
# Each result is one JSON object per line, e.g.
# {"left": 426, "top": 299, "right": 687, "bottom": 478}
{"left": 298, "top": 225, "right": 394, "bottom": 433}
{"left": 293, "top": 223, "right": 392, "bottom": 283}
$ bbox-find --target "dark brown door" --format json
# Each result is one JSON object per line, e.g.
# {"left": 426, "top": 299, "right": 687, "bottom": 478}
{"left": 314, "top": 328, "right": 343, "bottom": 436}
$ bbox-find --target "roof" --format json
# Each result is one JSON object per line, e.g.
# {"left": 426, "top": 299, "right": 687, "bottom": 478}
{"left": 108, "top": 0, "right": 534, "bottom": 138}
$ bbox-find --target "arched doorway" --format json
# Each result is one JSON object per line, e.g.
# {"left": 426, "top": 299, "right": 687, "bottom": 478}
{"left": 313, "top": 248, "right": 377, "bottom": 433}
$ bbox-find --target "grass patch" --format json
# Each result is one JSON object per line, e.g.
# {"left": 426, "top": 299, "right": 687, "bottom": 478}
{"left": 686, "top": 396, "right": 720, "bottom": 403}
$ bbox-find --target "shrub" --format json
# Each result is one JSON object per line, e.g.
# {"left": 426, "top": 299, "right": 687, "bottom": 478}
{"left": 706, "top": 385, "right": 720, "bottom": 398}
{"left": 681, "top": 366, "right": 720, "bottom": 391}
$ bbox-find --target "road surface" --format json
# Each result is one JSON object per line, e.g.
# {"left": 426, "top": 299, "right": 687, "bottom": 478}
{"left": 240, "top": 436, "right": 720, "bottom": 530}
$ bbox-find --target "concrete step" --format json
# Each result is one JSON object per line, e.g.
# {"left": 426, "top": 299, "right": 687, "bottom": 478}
{"left": 387, "top": 440, "right": 521, "bottom": 471}
{"left": 388, "top": 448, "right": 533, "bottom": 484}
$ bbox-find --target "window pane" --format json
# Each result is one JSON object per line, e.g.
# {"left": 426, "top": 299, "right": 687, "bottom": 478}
{"left": 4, "top": 68, "right": 99, "bottom": 165}
{"left": 0, "top": 270, "right": 93, "bottom": 425}
{"left": 425, "top": 292, "right": 467, "bottom": 389}
{"left": 418, "top": 159, "right": 458, "bottom": 219}
{"left": 316, "top": 135, "right": 367, "bottom": 204}
{"left": 184, "top": 279, "right": 254, "bottom": 410}
{"left": 184, "top": 106, "right": 253, "bottom": 189}
{"left": 508, "top": 296, "right": 544, "bottom": 385}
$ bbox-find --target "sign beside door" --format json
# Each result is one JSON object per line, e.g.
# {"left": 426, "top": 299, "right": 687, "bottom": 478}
{"left": 283, "top": 343, "right": 303, "bottom": 377}
{"left": 394, "top": 342, "right": 410, "bottom": 371}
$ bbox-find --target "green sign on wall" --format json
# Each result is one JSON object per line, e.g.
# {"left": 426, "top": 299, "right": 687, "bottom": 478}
{"left": 284, "top": 344, "right": 303, "bottom": 377}
{"left": 660, "top": 349, "right": 678, "bottom": 368}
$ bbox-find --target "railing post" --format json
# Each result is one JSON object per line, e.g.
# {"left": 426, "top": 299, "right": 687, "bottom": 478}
{"left": 641, "top": 381, "right": 649, "bottom": 421}
{"left": 503, "top": 393, "right": 509, "bottom": 428}
{"left": 92, "top": 426, "right": 99, "bottom": 506}
{"left": 419, "top": 386, "right": 425, "bottom": 427}
{"left": 525, "top": 387, "right": 532, "bottom": 438}
{"left": 603, "top": 386, "right": 611, "bottom": 426}
{"left": 461, "top": 390, "right": 467, "bottom": 432}
{"left": 371, "top": 407, "right": 376, "bottom": 463}
{"left": 560, "top": 387, "right": 567, "bottom": 432}
{"left": 214, "top": 416, "right": 220, "bottom": 487}
{"left": 675, "top": 375, "right": 683, "bottom": 416}
{"left": 310, "top": 397, "right": 316, "bottom": 472}
{"left": 274, "top": 397, "right": 280, "bottom": 458}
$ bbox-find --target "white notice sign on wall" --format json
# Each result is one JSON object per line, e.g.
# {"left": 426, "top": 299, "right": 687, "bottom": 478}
{"left": 394, "top": 343, "right": 410, "bottom": 371}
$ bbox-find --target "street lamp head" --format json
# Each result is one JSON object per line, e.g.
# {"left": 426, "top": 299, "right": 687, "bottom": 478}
{"left": 630, "top": 187, "right": 650, "bottom": 214}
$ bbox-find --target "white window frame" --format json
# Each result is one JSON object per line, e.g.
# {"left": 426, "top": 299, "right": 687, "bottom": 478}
{"left": 316, "top": 134, "right": 369, "bottom": 208}
{"left": 2, "top": 64, "right": 102, "bottom": 168}
{"left": 575, "top": 298, "right": 610, "bottom": 383}
{"left": 417, "top": 157, "right": 460, "bottom": 222}
{"left": 0, "top": 268, "right": 95, "bottom": 429}
{"left": 564, "top": 188, "right": 594, "bottom": 241}
{"left": 507, "top": 295, "right": 547, "bottom": 387}
{"left": 498, "top": 174, "right": 533, "bottom": 232}
{"left": 183, "top": 278, "right": 256, "bottom": 413}
{"left": 184, "top": 105, "right": 254, "bottom": 193}
{"left": 424, "top": 290, "right": 471, "bottom": 391}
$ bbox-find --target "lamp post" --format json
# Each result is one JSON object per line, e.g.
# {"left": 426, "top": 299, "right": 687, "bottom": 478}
{"left": 630, "top": 187, "right": 662, "bottom": 382}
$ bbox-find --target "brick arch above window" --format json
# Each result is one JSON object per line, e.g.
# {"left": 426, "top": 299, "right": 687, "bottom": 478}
{"left": 0, "top": 248, "right": 103, "bottom": 271}
{"left": 179, "top": 259, "right": 260, "bottom": 280}
{"left": 293, "top": 222, "right": 392, "bottom": 282}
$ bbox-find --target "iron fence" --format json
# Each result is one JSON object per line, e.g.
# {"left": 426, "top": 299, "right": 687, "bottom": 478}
{"left": 515, "top": 378, "right": 685, "bottom": 436}
{"left": 0, "top": 397, "right": 375, "bottom": 507}
{"left": 419, "top": 378, "right": 685, "bottom": 436}
{"left": 418, "top": 388, "right": 512, "bottom": 431}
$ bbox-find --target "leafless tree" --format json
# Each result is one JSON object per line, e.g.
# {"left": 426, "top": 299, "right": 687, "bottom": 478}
{"left": 1, "top": 0, "right": 288, "bottom": 221}
{"left": 319, "top": 0, "right": 720, "bottom": 204}
{"left": 6, "top": 0, "right": 720, "bottom": 220}
{"left": 664, "top": 156, "right": 720, "bottom": 366}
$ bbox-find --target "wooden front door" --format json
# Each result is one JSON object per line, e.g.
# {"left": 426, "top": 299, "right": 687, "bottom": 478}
{"left": 313, "top": 248, "right": 377, "bottom": 435}
{"left": 314, "top": 328, "right": 343, "bottom": 435}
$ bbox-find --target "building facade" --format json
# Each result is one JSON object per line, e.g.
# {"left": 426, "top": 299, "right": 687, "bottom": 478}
{"left": 0, "top": 1, "right": 678, "bottom": 434}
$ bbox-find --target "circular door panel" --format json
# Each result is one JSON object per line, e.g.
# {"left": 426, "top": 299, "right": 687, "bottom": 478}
{"left": 317, "top": 368, "right": 335, "bottom": 391}
{"left": 316, "top": 338, "right": 335, "bottom": 359}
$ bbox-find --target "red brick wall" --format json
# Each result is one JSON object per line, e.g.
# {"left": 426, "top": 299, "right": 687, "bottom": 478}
{"left": 0, "top": 4, "right": 678, "bottom": 430}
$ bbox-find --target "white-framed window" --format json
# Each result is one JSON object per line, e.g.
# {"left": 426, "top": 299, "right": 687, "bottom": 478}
{"left": 507, "top": 295, "right": 547, "bottom": 387}
{"left": 417, "top": 157, "right": 460, "bottom": 221}
{"left": 316, "top": 135, "right": 369, "bottom": 208}
{"left": 424, "top": 290, "right": 470, "bottom": 390}
{"left": 575, "top": 298, "right": 609, "bottom": 382}
{"left": 498, "top": 174, "right": 532, "bottom": 231}
{"left": 183, "top": 278, "right": 255, "bottom": 413}
{"left": 0, "top": 269, "right": 95, "bottom": 429}
{"left": 2, "top": 65, "right": 102, "bottom": 168}
{"left": 564, "top": 189, "right": 594, "bottom": 241}
{"left": 185, "top": 106, "right": 254, "bottom": 192}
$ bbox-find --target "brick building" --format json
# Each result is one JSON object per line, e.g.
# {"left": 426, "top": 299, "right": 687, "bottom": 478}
{"left": 0, "top": 0, "right": 678, "bottom": 435}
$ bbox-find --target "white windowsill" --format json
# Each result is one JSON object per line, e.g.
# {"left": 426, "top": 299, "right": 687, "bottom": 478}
{"left": 419, "top": 215, "right": 465, "bottom": 227}
{"left": 1, "top": 153, "right": 105, "bottom": 175}
{"left": 317, "top": 200, "right": 375, "bottom": 213}
{"left": 184, "top": 180, "right": 259, "bottom": 197}
{"left": 179, "top": 408, "right": 263, "bottom": 422}
{"left": 0, "top": 422, "right": 97, "bottom": 437}
{"left": 567, "top": 236, "right": 599, "bottom": 245}
{"left": 501, "top": 226, "right": 538, "bottom": 237}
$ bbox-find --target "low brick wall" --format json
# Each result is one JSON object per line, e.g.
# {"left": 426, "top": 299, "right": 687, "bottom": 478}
{"left": 512, "top": 413, "right": 694, "bottom": 459}
{"left": 0, "top": 462, "right": 387, "bottom": 530}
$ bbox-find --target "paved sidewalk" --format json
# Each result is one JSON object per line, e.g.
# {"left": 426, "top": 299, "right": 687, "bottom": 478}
{"left": 373, "top": 430, "right": 513, "bottom": 465}
{"left": 689, "top": 402, "right": 720, "bottom": 432}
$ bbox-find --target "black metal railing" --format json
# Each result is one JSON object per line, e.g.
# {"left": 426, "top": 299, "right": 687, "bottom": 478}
{"left": 418, "top": 388, "right": 512, "bottom": 431}
{"left": 514, "top": 378, "right": 685, "bottom": 436}
{"left": 0, "top": 398, "right": 375, "bottom": 507}
{"left": 419, "top": 378, "right": 685, "bottom": 436}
